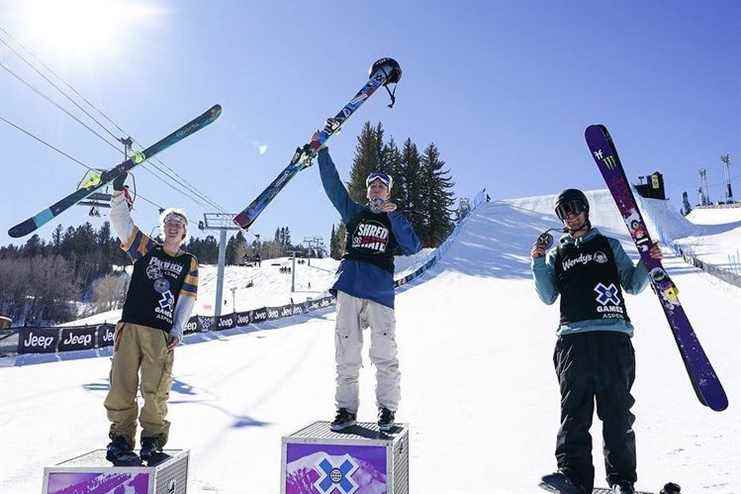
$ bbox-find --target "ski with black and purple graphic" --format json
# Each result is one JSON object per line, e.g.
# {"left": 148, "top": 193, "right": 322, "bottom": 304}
{"left": 585, "top": 124, "right": 727, "bottom": 412}
{"left": 233, "top": 58, "right": 401, "bottom": 230}
{"left": 8, "top": 104, "right": 222, "bottom": 238}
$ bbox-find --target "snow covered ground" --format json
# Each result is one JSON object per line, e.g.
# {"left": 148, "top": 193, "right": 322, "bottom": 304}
{"left": 1, "top": 191, "right": 739, "bottom": 493}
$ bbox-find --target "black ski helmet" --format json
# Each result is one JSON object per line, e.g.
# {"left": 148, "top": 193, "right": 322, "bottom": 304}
{"left": 554, "top": 188, "right": 589, "bottom": 221}
{"left": 370, "top": 58, "right": 402, "bottom": 85}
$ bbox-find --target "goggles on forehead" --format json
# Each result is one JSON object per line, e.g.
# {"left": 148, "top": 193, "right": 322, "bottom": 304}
{"left": 555, "top": 200, "right": 587, "bottom": 221}
{"left": 366, "top": 171, "right": 393, "bottom": 190}
{"left": 163, "top": 214, "right": 187, "bottom": 227}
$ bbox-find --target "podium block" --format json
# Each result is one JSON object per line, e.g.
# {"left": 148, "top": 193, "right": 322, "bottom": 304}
{"left": 42, "top": 449, "right": 189, "bottom": 494}
{"left": 281, "top": 421, "right": 409, "bottom": 494}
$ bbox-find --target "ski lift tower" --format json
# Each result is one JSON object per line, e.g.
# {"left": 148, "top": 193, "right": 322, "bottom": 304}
{"left": 698, "top": 168, "right": 711, "bottom": 206}
{"left": 202, "top": 212, "right": 241, "bottom": 318}
{"left": 302, "top": 236, "right": 325, "bottom": 266}
{"left": 721, "top": 154, "right": 734, "bottom": 203}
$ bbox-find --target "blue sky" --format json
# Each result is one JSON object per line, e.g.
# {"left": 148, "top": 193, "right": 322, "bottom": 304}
{"left": 0, "top": 0, "right": 738, "bottom": 249}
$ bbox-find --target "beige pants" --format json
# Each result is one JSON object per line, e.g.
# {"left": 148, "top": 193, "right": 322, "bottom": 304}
{"left": 104, "top": 322, "right": 174, "bottom": 448}
{"left": 335, "top": 291, "right": 400, "bottom": 413}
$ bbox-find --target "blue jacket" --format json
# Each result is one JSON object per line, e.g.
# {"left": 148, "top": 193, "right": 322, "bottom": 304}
{"left": 318, "top": 148, "right": 422, "bottom": 308}
{"left": 531, "top": 228, "right": 649, "bottom": 336}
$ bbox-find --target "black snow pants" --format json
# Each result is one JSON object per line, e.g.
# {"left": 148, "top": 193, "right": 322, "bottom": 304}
{"left": 553, "top": 331, "right": 637, "bottom": 493}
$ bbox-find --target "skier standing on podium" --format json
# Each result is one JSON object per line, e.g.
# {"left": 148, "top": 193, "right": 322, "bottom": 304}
{"left": 103, "top": 173, "right": 198, "bottom": 465}
{"left": 531, "top": 189, "right": 663, "bottom": 494}
{"left": 313, "top": 131, "right": 422, "bottom": 432}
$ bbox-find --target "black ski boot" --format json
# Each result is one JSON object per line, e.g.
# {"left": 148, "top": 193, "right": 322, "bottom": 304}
{"left": 378, "top": 408, "right": 395, "bottom": 432}
{"left": 106, "top": 436, "right": 141, "bottom": 466}
{"left": 539, "top": 471, "right": 585, "bottom": 494}
{"left": 330, "top": 408, "right": 356, "bottom": 432}
{"left": 611, "top": 483, "right": 635, "bottom": 494}
{"left": 660, "top": 483, "right": 681, "bottom": 494}
{"left": 140, "top": 436, "right": 161, "bottom": 462}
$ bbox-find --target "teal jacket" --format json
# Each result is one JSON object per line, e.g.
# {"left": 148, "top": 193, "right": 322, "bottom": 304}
{"left": 531, "top": 228, "right": 650, "bottom": 336}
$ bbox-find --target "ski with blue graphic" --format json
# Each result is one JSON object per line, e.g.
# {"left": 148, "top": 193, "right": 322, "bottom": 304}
{"left": 233, "top": 58, "right": 401, "bottom": 230}
{"left": 585, "top": 124, "right": 727, "bottom": 412}
{"left": 8, "top": 104, "right": 222, "bottom": 238}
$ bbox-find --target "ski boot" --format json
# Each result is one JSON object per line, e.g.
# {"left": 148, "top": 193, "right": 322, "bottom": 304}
{"left": 106, "top": 436, "right": 142, "bottom": 466}
{"left": 660, "top": 483, "right": 681, "bottom": 494}
{"left": 378, "top": 407, "right": 396, "bottom": 433}
{"left": 539, "top": 471, "right": 585, "bottom": 494}
{"left": 330, "top": 408, "right": 356, "bottom": 432}
{"left": 610, "top": 483, "right": 635, "bottom": 494}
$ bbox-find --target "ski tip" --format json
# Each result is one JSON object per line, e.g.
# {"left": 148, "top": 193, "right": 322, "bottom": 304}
{"left": 585, "top": 124, "right": 609, "bottom": 139}
{"left": 708, "top": 394, "right": 729, "bottom": 412}
{"left": 8, "top": 219, "right": 35, "bottom": 238}
{"left": 209, "top": 104, "right": 223, "bottom": 119}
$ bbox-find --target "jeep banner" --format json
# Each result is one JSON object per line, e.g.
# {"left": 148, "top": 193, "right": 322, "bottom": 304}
{"left": 249, "top": 308, "right": 269, "bottom": 323}
{"left": 216, "top": 314, "right": 235, "bottom": 331}
{"left": 235, "top": 311, "right": 251, "bottom": 326}
{"left": 97, "top": 324, "right": 116, "bottom": 348}
{"left": 184, "top": 316, "right": 200, "bottom": 335}
{"left": 59, "top": 326, "right": 97, "bottom": 352}
{"left": 18, "top": 327, "right": 59, "bottom": 354}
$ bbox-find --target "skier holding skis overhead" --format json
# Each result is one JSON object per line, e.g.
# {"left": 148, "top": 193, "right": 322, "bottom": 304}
{"left": 103, "top": 174, "right": 198, "bottom": 466}
{"left": 531, "top": 189, "right": 662, "bottom": 494}
{"left": 313, "top": 132, "right": 422, "bottom": 433}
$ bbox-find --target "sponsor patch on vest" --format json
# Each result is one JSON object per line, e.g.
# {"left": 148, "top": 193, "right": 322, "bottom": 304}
{"left": 594, "top": 282, "right": 625, "bottom": 318}
{"left": 351, "top": 220, "right": 389, "bottom": 253}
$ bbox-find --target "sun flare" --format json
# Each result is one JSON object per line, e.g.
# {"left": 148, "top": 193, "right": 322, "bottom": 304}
{"left": 18, "top": 0, "right": 163, "bottom": 61}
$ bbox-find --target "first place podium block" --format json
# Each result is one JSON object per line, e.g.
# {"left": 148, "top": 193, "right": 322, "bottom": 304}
{"left": 42, "top": 449, "right": 189, "bottom": 494}
{"left": 281, "top": 421, "right": 409, "bottom": 494}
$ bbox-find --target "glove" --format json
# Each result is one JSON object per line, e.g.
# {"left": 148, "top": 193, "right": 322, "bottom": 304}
{"left": 112, "top": 172, "right": 127, "bottom": 191}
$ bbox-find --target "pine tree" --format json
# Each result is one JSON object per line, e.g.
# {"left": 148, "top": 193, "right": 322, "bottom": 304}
{"left": 421, "top": 143, "right": 455, "bottom": 247}
{"left": 384, "top": 138, "right": 405, "bottom": 207}
{"left": 400, "top": 138, "right": 425, "bottom": 234}
{"left": 348, "top": 122, "right": 385, "bottom": 203}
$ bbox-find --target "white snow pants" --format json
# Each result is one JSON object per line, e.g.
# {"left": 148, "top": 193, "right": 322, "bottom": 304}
{"left": 334, "top": 290, "right": 400, "bottom": 413}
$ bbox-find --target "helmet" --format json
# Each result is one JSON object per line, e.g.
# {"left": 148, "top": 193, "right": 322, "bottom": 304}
{"left": 554, "top": 188, "right": 589, "bottom": 221}
{"left": 369, "top": 58, "right": 402, "bottom": 85}
{"left": 366, "top": 171, "right": 393, "bottom": 191}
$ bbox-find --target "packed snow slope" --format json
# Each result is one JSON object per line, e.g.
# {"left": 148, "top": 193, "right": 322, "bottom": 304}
{"left": 2, "top": 191, "right": 739, "bottom": 494}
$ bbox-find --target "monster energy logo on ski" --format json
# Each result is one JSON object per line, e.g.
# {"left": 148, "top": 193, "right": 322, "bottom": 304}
{"left": 593, "top": 148, "right": 618, "bottom": 170}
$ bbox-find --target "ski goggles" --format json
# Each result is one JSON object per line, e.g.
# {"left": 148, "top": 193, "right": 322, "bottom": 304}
{"left": 555, "top": 200, "right": 587, "bottom": 221}
{"left": 163, "top": 213, "right": 187, "bottom": 227}
{"left": 366, "top": 171, "right": 393, "bottom": 190}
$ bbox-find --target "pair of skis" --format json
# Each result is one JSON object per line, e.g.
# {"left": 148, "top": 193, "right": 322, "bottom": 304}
{"left": 8, "top": 105, "right": 222, "bottom": 238}
{"left": 9, "top": 58, "right": 400, "bottom": 238}
{"left": 232, "top": 58, "right": 401, "bottom": 230}
{"left": 585, "top": 125, "right": 728, "bottom": 412}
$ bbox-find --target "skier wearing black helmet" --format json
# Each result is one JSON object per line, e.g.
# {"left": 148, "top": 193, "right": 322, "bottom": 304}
{"left": 532, "top": 188, "right": 663, "bottom": 494}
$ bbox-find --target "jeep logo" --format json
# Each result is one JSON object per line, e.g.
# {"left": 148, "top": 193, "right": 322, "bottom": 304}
{"left": 24, "top": 332, "right": 55, "bottom": 349}
{"left": 237, "top": 315, "right": 250, "bottom": 325}
{"left": 102, "top": 329, "right": 114, "bottom": 342}
{"left": 267, "top": 309, "right": 279, "bottom": 319}
{"left": 185, "top": 321, "right": 198, "bottom": 332}
{"left": 218, "top": 318, "right": 233, "bottom": 328}
{"left": 63, "top": 333, "right": 92, "bottom": 346}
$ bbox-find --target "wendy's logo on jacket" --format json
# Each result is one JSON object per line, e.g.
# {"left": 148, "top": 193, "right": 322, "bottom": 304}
{"left": 351, "top": 220, "right": 389, "bottom": 253}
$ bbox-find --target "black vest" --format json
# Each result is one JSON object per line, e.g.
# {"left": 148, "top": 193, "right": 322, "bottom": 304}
{"left": 554, "top": 234, "right": 630, "bottom": 325}
{"left": 343, "top": 209, "right": 397, "bottom": 273}
{"left": 121, "top": 245, "right": 194, "bottom": 332}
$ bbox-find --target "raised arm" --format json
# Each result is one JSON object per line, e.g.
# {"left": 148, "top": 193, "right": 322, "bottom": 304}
{"left": 110, "top": 190, "right": 154, "bottom": 261}
{"left": 317, "top": 148, "right": 364, "bottom": 224}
